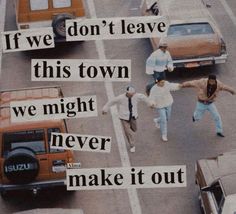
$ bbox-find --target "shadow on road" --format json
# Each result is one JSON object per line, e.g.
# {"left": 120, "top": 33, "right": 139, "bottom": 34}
{"left": 1, "top": 187, "right": 77, "bottom": 211}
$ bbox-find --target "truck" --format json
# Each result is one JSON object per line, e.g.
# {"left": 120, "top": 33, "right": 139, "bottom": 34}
{"left": 0, "top": 86, "right": 77, "bottom": 197}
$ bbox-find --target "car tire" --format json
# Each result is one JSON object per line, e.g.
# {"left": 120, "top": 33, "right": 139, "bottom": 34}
{"left": 52, "top": 13, "right": 74, "bottom": 38}
{"left": 0, "top": 190, "right": 9, "bottom": 200}
{"left": 3, "top": 147, "right": 39, "bottom": 184}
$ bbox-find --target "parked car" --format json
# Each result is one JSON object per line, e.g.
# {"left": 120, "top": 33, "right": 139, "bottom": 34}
{"left": 14, "top": 0, "right": 86, "bottom": 41}
{"left": 141, "top": 0, "right": 228, "bottom": 68}
{"left": 195, "top": 151, "right": 236, "bottom": 214}
{"left": 0, "top": 86, "right": 78, "bottom": 197}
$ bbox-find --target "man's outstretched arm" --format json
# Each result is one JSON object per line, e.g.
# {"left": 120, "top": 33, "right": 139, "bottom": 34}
{"left": 219, "top": 81, "right": 236, "bottom": 95}
{"left": 102, "top": 96, "right": 121, "bottom": 114}
{"left": 181, "top": 79, "right": 202, "bottom": 88}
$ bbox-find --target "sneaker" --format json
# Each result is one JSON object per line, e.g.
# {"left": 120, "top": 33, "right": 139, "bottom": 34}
{"left": 192, "top": 116, "right": 195, "bottom": 122}
{"left": 153, "top": 118, "right": 160, "bottom": 129}
{"left": 217, "top": 132, "right": 225, "bottom": 137}
{"left": 162, "top": 135, "right": 168, "bottom": 142}
{"left": 130, "top": 146, "right": 135, "bottom": 153}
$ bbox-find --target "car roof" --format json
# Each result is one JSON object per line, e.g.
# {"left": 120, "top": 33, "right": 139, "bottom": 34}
{"left": 0, "top": 86, "right": 64, "bottom": 132}
{"left": 199, "top": 151, "right": 236, "bottom": 186}
{"left": 220, "top": 174, "right": 236, "bottom": 196}
{"left": 222, "top": 194, "right": 236, "bottom": 213}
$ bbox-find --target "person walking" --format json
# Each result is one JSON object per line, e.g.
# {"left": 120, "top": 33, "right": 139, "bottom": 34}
{"left": 182, "top": 75, "right": 235, "bottom": 137}
{"left": 149, "top": 76, "right": 181, "bottom": 142}
{"left": 146, "top": 42, "right": 174, "bottom": 95}
{"left": 102, "top": 86, "right": 149, "bottom": 152}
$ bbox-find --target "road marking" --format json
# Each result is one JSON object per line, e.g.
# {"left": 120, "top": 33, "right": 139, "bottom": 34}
{"left": 130, "top": 8, "right": 139, "bottom": 11}
{"left": 0, "top": 0, "right": 6, "bottom": 77}
{"left": 219, "top": 0, "right": 236, "bottom": 27}
{"left": 87, "top": 0, "right": 142, "bottom": 214}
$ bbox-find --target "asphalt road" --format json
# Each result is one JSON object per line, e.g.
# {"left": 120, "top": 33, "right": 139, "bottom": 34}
{"left": 0, "top": 0, "right": 236, "bottom": 213}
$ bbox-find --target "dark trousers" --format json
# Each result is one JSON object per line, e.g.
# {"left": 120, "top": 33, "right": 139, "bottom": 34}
{"left": 146, "top": 71, "right": 166, "bottom": 95}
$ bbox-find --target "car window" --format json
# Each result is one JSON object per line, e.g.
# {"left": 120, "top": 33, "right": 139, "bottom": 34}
{"left": 167, "top": 23, "right": 214, "bottom": 36}
{"left": 53, "top": 0, "right": 71, "bottom": 8}
{"left": 211, "top": 181, "right": 225, "bottom": 211}
{"left": 48, "top": 128, "right": 65, "bottom": 153}
{"left": 3, "top": 129, "right": 46, "bottom": 157}
{"left": 30, "top": 0, "right": 49, "bottom": 11}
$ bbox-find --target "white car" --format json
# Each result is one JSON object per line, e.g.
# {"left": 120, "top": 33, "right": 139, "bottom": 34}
{"left": 195, "top": 151, "right": 236, "bottom": 214}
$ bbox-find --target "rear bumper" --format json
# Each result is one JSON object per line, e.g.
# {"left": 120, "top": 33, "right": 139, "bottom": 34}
{"left": 0, "top": 179, "right": 66, "bottom": 192}
{"left": 173, "top": 54, "right": 228, "bottom": 68}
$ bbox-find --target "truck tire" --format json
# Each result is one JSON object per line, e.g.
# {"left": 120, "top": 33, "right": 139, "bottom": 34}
{"left": 0, "top": 190, "right": 8, "bottom": 200}
{"left": 52, "top": 13, "right": 74, "bottom": 38}
{"left": 3, "top": 147, "right": 39, "bottom": 184}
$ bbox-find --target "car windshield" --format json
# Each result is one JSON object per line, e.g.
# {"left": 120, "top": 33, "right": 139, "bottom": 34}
{"left": 2, "top": 129, "right": 46, "bottom": 157}
{"left": 167, "top": 23, "right": 214, "bottom": 36}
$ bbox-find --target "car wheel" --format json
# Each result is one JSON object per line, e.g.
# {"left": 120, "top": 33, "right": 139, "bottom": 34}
{"left": 52, "top": 13, "right": 74, "bottom": 38}
{"left": 3, "top": 147, "right": 39, "bottom": 184}
{"left": 0, "top": 190, "right": 8, "bottom": 200}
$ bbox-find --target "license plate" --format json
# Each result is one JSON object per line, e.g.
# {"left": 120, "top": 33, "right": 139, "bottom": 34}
{"left": 185, "top": 62, "right": 200, "bottom": 68}
{"left": 200, "top": 61, "right": 212, "bottom": 66}
{"left": 52, "top": 165, "right": 66, "bottom": 173}
{"left": 67, "top": 162, "right": 81, "bottom": 169}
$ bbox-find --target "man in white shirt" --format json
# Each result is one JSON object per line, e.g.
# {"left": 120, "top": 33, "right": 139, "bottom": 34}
{"left": 149, "top": 76, "right": 181, "bottom": 142}
{"left": 102, "top": 86, "right": 149, "bottom": 153}
{"left": 146, "top": 42, "right": 174, "bottom": 95}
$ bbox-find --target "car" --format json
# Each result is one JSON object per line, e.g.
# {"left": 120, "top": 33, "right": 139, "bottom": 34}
{"left": 0, "top": 86, "right": 78, "bottom": 197}
{"left": 141, "top": 0, "right": 228, "bottom": 68}
{"left": 14, "top": 0, "right": 86, "bottom": 41}
{"left": 195, "top": 151, "right": 236, "bottom": 214}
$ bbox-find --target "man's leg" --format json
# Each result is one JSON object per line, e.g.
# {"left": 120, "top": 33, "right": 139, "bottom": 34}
{"left": 207, "top": 103, "right": 223, "bottom": 135}
{"left": 165, "top": 105, "right": 172, "bottom": 121}
{"left": 154, "top": 108, "right": 160, "bottom": 128}
{"left": 121, "top": 119, "right": 135, "bottom": 149}
{"left": 193, "top": 101, "right": 207, "bottom": 121}
{"left": 158, "top": 108, "right": 168, "bottom": 141}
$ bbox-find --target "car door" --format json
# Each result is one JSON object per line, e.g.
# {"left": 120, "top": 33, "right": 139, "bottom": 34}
{"left": 201, "top": 181, "right": 225, "bottom": 214}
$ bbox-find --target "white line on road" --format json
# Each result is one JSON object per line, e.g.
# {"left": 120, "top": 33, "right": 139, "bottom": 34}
{"left": 87, "top": 0, "right": 142, "bottom": 214}
{"left": 219, "top": 0, "right": 236, "bottom": 27}
{"left": 0, "top": 0, "right": 6, "bottom": 77}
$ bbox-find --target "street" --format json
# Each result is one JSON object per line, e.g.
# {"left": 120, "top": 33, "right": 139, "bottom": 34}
{"left": 1, "top": 0, "right": 236, "bottom": 213}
